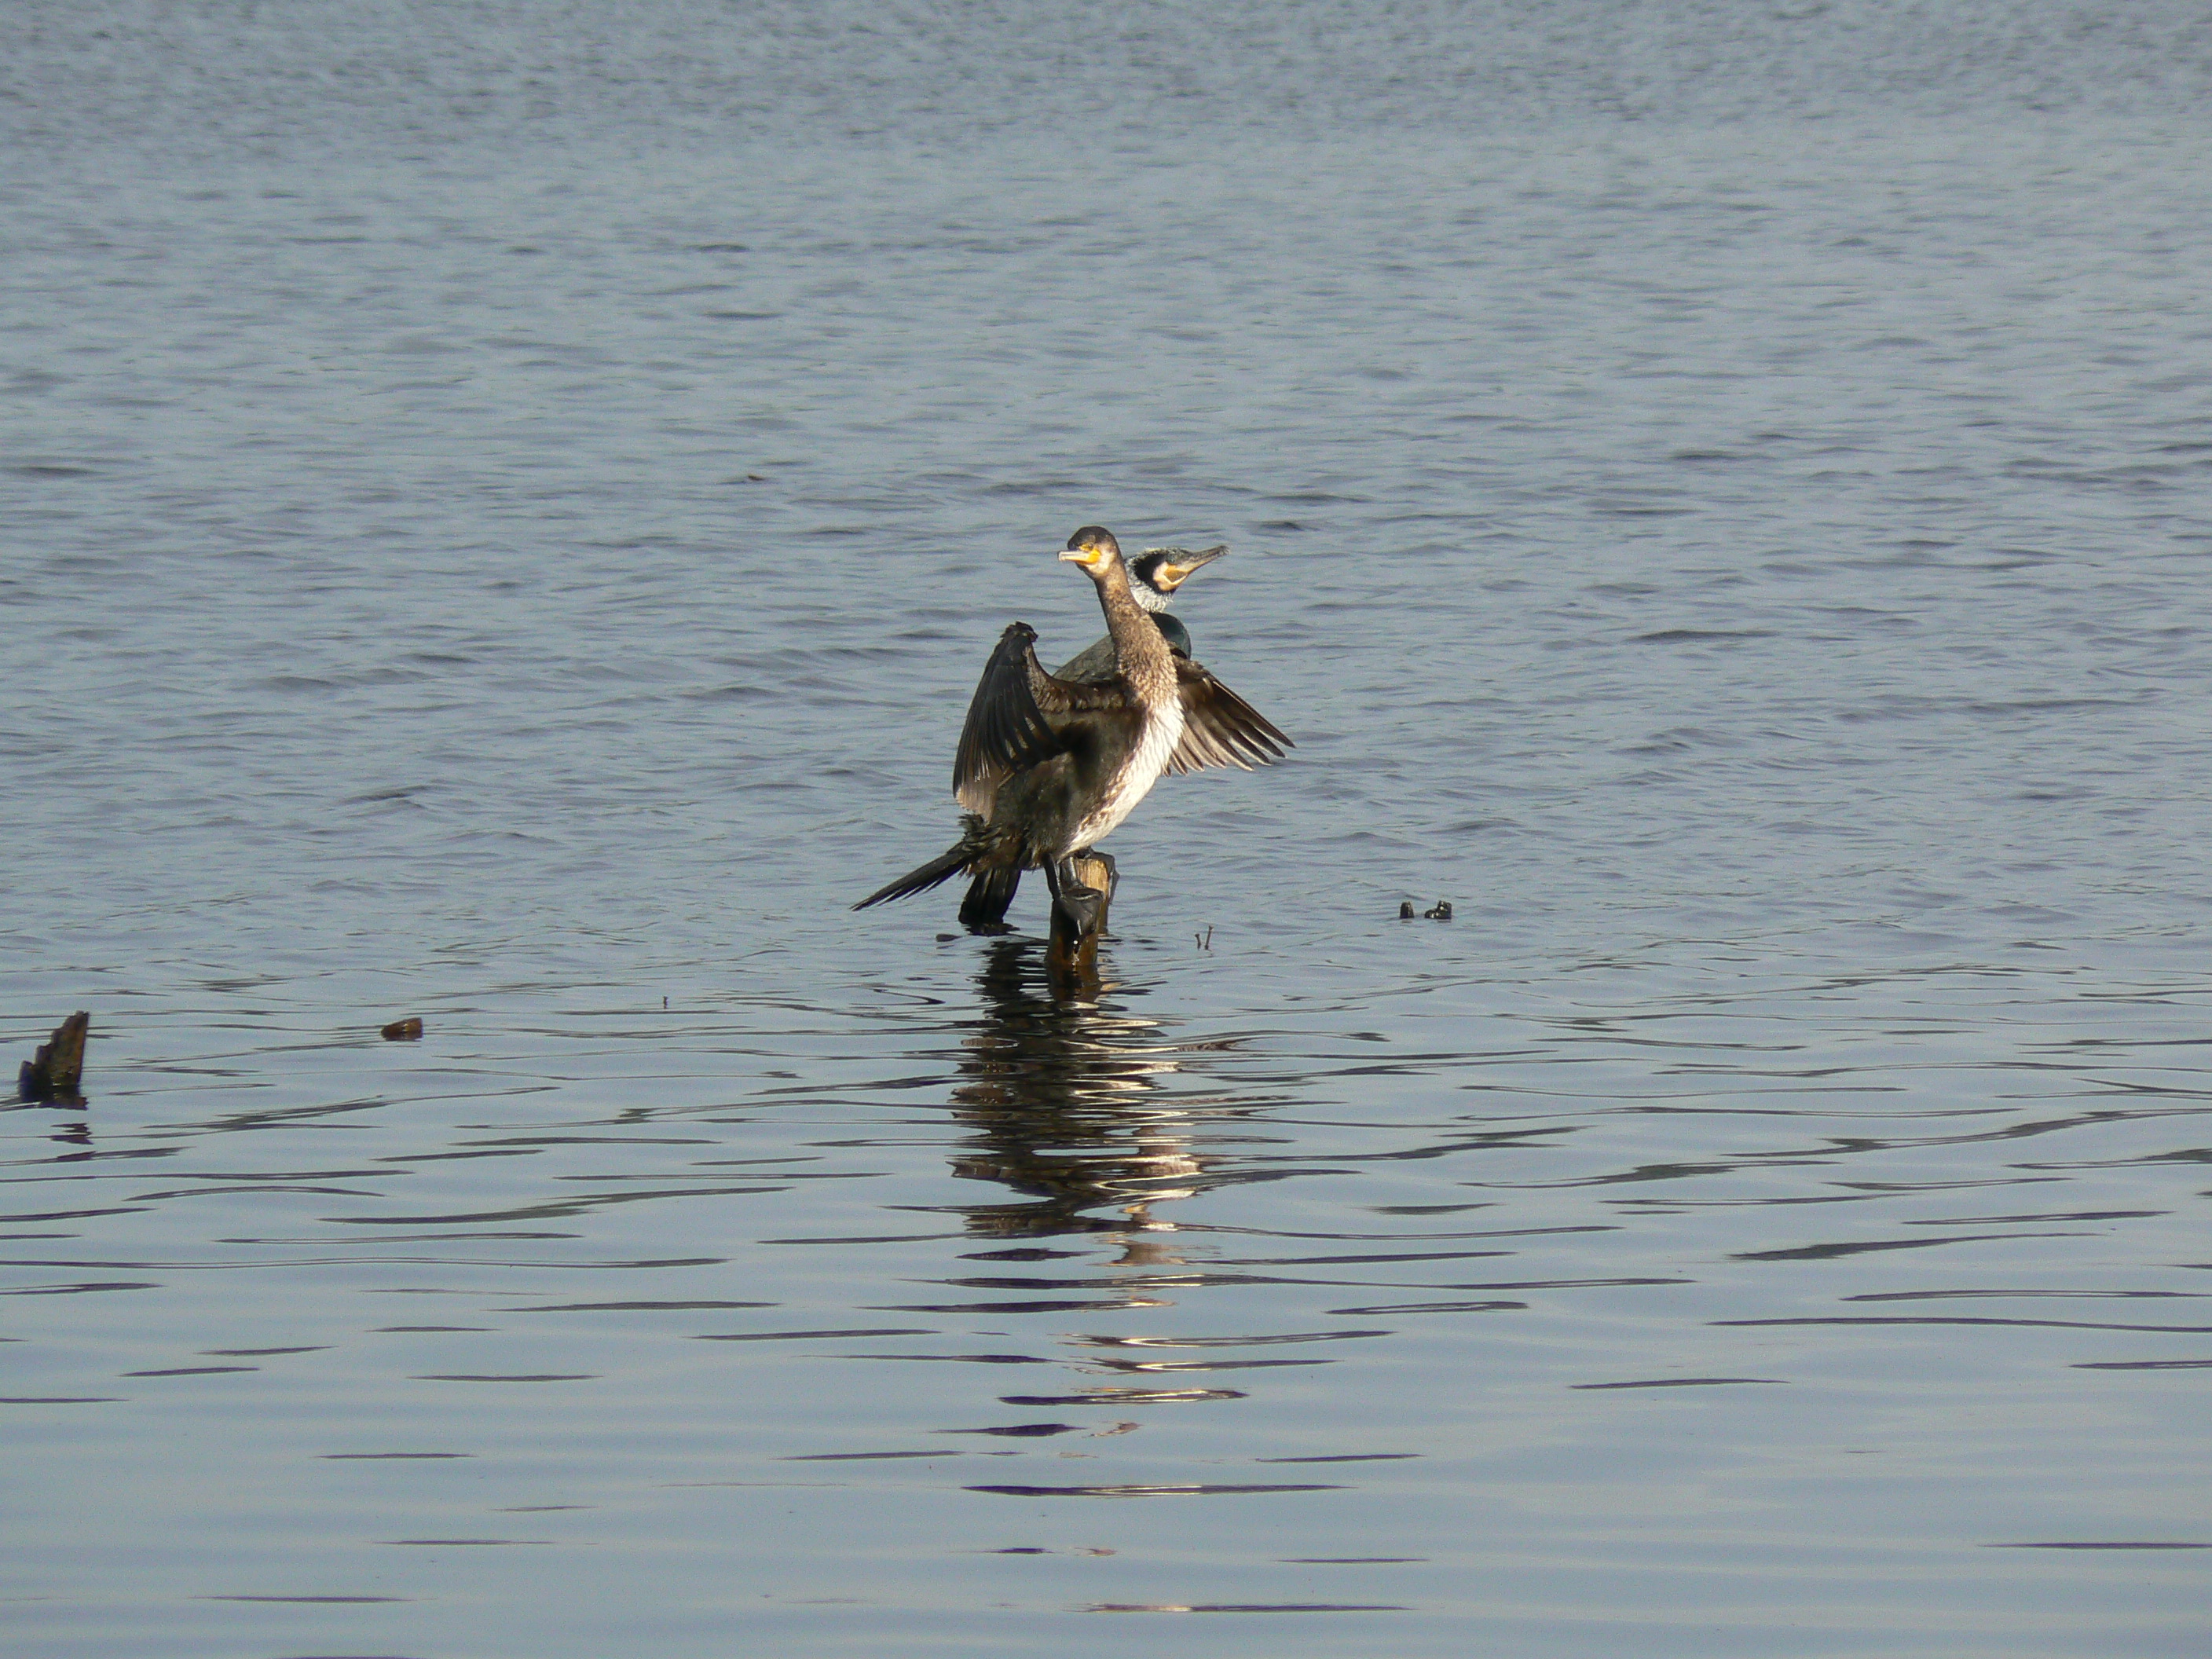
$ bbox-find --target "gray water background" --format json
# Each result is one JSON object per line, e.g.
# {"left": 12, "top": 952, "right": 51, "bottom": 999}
{"left": 5, "top": 3, "right": 2211, "bottom": 1654}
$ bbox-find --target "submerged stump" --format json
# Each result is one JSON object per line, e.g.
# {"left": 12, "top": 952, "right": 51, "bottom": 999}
{"left": 19, "top": 1011, "right": 90, "bottom": 1101}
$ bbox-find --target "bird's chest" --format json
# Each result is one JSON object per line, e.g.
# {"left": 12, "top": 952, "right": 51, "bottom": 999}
{"left": 1072, "top": 701, "right": 1185, "bottom": 847}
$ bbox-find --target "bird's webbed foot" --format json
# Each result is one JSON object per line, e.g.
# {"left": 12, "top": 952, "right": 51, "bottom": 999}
{"left": 1046, "top": 857, "right": 1105, "bottom": 939}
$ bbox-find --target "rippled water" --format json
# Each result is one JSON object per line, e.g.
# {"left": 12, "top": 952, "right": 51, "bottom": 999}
{"left": 5, "top": 5, "right": 2212, "bottom": 1655}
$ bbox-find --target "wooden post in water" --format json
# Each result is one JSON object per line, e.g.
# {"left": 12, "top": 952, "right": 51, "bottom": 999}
{"left": 18, "top": 1011, "right": 89, "bottom": 1101}
{"left": 1046, "top": 852, "right": 1118, "bottom": 987}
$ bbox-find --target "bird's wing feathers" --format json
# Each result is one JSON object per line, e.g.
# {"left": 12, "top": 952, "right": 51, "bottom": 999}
{"left": 1166, "top": 657, "right": 1291, "bottom": 776}
{"left": 954, "top": 624, "right": 1057, "bottom": 813}
{"left": 953, "top": 622, "right": 1130, "bottom": 812}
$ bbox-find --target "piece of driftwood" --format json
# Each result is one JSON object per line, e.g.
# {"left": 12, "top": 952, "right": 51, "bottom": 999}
{"left": 1047, "top": 852, "right": 1118, "bottom": 986}
{"left": 19, "top": 1011, "right": 90, "bottom": 1101}
{"left": 381, "top": 1017, "right": 424, "bottom": 1041}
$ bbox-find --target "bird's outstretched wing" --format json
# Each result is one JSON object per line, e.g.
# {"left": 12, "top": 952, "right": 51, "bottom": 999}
{"left": 953, "top": 622, "right": 1130, "bottom": 813}
{"left": 1165, "top": 656, "right": 1291, "bottom": 775}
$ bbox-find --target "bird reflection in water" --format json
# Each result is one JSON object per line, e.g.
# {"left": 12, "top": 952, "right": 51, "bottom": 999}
{"left": 945, "top": 939, "right": 1218, "bottom": 1247}
{"left": 935, "top": 945, "right": 1351, "bottom": 1500}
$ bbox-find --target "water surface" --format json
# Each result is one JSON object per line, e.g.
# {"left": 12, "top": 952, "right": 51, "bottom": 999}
{"left": 5, "top": 4, "right": 2211, "bottom": 1655}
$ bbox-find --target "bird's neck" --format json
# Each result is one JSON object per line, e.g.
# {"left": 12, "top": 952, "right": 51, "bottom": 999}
{"left": 1094, "top": 558, "right": 1175, "bottom": 696}
{"left": 1152, "top": 611, "right": 1193, "bottom": 656}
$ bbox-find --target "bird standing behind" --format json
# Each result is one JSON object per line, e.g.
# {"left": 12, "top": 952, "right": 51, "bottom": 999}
{"left": 1051, "top": 543, "right": 1224, "bottom": 682}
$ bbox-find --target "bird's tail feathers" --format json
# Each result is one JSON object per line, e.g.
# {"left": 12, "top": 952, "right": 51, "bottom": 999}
{"left": 853, "top": 815, "right": 993, "bottom": 910}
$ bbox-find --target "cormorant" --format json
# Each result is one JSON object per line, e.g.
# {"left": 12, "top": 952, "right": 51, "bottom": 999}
{"left": 954, "top": 541, "right": 1226, "bottom": 928}
{"left": 855, "top": 527, "right": 1287, "bottom": 936}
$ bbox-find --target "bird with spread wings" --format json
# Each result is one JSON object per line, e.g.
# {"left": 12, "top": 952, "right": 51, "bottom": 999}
{"left": 855, "top": 526, "right": 1289, "bottom": 936}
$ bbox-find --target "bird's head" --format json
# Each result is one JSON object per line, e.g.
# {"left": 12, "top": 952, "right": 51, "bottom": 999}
{"left": 1059, "top": 525, "right": 1123, "bottom": 578}
{"left": 1127, "top": 544, "right": 1226, "bottom": 612}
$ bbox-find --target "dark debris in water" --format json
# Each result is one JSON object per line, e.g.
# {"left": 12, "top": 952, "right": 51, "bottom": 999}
{"left": 17, "top": 1012, "right": 89, "bottom": 1102}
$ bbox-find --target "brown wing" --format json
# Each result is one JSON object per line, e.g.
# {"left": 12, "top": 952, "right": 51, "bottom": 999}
{"left": 1165, "top": 655, "right": 1291, "bottom": 775}
{"left": 953, "top": 622, "right": 1133, "bottom": 813}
